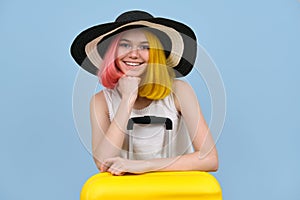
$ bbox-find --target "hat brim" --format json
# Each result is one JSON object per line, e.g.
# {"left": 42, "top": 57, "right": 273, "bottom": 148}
{"left": 70, "top": 17, "right": 197, "bottom": 77}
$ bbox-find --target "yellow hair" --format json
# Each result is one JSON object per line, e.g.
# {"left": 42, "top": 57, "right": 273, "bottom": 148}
{"left": 138, "top": 31, "right": 175, "bottom": 100}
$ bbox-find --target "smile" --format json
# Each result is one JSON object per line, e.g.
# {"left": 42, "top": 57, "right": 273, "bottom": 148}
{"left": 124, "top": 61, "right": 144, "bottom": 67}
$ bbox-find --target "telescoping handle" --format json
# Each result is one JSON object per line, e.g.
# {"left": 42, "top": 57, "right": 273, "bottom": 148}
{"left": 126, "top": 116, "right": 173, "bottom": 159}
{"left": 127, "top": 116, "right": 172, "bottom": 130}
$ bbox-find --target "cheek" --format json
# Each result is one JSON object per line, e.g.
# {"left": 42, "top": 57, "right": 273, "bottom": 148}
{"left": 115, "top": 52, "right": 126, "bottom": 68}
{"left": 140, "top": 51, "right": 149, "bottom": 62}
{"left": 114, "top": 57, "right": 125, "bottom": 73}
{"left": 116, "top": 49, "right": 126, "bottom": 59}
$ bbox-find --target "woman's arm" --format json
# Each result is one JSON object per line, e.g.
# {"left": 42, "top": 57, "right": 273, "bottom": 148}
{"left": 162, "top": 79, "right": 219, "bottom": 171}
{"left": 101, "top": 80, "right": 218, "bottom": 175}
{"left": 90, "top": 76, "right": 141, "bottom": 170}
{"left": 101, "top": 150, "right": 218, "bottom": 176}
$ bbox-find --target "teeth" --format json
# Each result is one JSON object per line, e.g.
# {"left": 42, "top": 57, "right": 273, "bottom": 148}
{"left": 125, "top": 62, "right": 141, "bottom": 66}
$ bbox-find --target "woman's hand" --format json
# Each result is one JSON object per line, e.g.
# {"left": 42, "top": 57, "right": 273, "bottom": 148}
{"left": 117, "top": 76, "right": 141, "bottom": 105}
{"left": 100, "top": 157, "right": 150, "bottom": 176}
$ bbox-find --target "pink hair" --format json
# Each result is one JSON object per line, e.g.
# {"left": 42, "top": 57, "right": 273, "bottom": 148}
{"left": 97, "top": 34, "right": 124, "bottom": 89}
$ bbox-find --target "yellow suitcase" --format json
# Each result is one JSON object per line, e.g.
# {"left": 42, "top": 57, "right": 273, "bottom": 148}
{"left": 81, "top": 116, "right": 222, "bottom": 199}
{"left": 80, "top": 171, "right": 222, "bottom": 200}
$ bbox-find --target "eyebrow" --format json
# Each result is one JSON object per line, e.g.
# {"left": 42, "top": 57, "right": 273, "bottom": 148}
{"left": 119, "top": 39, "right": 149, "bottom": 44}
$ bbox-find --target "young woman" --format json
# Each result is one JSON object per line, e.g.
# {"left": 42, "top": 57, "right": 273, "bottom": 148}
{"left": 71, "top": 10, "right": 218, "bottom": 176}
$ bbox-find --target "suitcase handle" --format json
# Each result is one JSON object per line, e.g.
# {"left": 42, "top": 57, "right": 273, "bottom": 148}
{"left": 127, "top": 116, "right": 173, "bottom": 130}
{"left": 126, "top": 116, "right": 173, "bottom": 159}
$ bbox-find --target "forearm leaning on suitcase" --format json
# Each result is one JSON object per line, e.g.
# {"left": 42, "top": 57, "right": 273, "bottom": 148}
{"left": 100, "top": 149, "right": 218, "bottom": 175}
{"left": 148, "top": 150, "right": 218, "bottom": 172}
{"left": 90, "top": 90, "right": 136, "bottom": 169}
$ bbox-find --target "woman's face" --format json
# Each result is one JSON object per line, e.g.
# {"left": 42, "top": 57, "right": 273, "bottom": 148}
{"left": 116, "top": 29, "right": 149, "bottom": 77}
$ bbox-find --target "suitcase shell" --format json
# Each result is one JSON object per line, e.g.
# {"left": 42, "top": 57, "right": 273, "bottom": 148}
{"left": 80, "top": 171, "right": 222, "bottom": 200}
{"left": 81, "top": 116, "right": 222, "bottom": 199}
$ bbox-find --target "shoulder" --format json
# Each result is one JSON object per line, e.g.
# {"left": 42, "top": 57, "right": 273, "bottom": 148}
{"left": 173, "top": 79, "right": 192, "bottom": 91}
{"left": 90, "top": 90, "right": 105, "bottom": 103}
{"left": 172, "top": 79, "right": 196, "bottom": 113}
{"left": 90, "top": 88, "right": 115, "bottom": 105}
{"left": 90, "top": 90, "right": 109, "bottom": 115}
{"left": 172, "top": 79, "right": 195, "bottom": 98}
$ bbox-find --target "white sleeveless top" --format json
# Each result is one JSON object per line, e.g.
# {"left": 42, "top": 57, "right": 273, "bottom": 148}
{"left": 103, "top": 88, "right": 194, "bottom": 160}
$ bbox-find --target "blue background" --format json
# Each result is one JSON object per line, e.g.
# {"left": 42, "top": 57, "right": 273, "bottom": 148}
{"left": 1, "top": 0, "right": 300, "bottom": 199}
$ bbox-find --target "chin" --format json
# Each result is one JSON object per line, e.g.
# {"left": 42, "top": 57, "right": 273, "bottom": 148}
{"left": 124, "top": 67, "right": 147, "bottom": 77}
{"left": 124, "top": 72, "right": 143, "bottom": 77}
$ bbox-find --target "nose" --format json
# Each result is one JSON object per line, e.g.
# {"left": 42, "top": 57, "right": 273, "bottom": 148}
{"left": 128, "top": 48, "right": 139, "bottom": 58}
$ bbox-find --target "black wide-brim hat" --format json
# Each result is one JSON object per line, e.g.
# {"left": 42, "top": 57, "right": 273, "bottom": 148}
{"left": 70, "top": 10, "right": 197, "bottom": 77}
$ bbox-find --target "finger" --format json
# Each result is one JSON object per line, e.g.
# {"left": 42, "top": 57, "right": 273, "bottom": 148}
{"left": 107, "top": 162, "right": 123, "bottom": 176}
{"left": 107, "top": 166, "right": 118, "bottom": 175}
{"left": 104, "top": 157, "right": 118, "bottom": 164}
{"left": 100, "top": 162, "right": 109, "bottom": 172}
{"left": 114, "top": 171, "right": 125, "bottom": 176}
{"left": 120, "top": 74, "right": 128, "bottom": 79}
{"left": 101, "top": 158, "right": 116, "bottom": 172}
{"left": 108, "top": 166, "right": 124, "bottom": 176}
{"left": 118, "top": 171, "right": 126, "bottom": 176}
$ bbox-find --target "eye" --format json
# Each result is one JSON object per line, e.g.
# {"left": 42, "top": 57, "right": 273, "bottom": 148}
{"left": 119, "top": 43, "right": 131, "bottom": 49}
{"left": 138, "top": 45, "right": 149, "bottom": 50}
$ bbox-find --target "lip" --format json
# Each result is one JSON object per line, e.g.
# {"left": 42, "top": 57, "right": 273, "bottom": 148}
{"left": 122, "top": 61, "right": 145, "bottom": 68}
